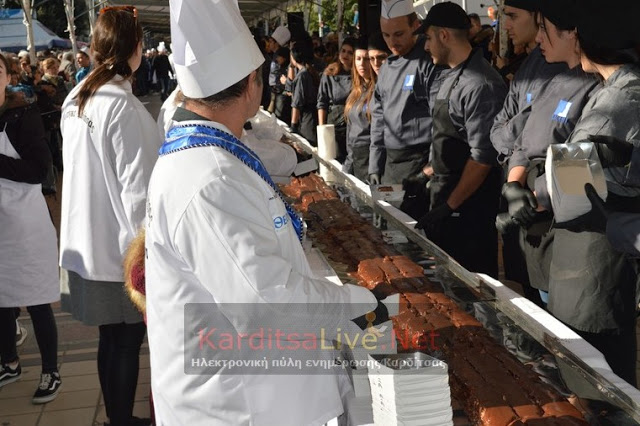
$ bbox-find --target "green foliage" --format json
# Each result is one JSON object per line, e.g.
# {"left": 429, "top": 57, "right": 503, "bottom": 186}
{"left": 287, "top": 0, "right": 359, "bottom": 35}
{"left": 2, "top": 0, "right": 90, "bottom": 40}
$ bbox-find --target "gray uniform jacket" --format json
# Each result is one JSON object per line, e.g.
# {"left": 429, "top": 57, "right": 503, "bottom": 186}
{"left": 511, "top": 67, "right": 600, "bottom": 210}
{"left": 368, "top": 37, "right": 444, "bottom": 175}
{"left": 567, "top": 64, "right": 640, "bottom": 198}
{"left": 345, "top": 89, "right": 372, "bottom": 172}
{"left": 317, "top": 72, "right": 352, "bottom": 110}
{"left": 435, "top": 48, "right": 507, "bottom": 166}
{"left": 291, "top": 68, "right": 317, "bottom": 112}
{"left": 490, "top": 46, "right": 567, "bottom": 163}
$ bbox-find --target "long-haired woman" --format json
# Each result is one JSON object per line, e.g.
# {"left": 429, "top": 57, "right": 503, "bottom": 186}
{"left": 0, "top": 52, "right": 61, "bottom": 404}
{"left": 59, "top": 6, "right": 162, "bottom": 425}
{"left": 290, "top": 38, "right": 320, "bottom": 145}
{"left": 343, "top": 39, "right": 375, "bottom": 181}
{"left": 317, "top": 37, "right": 355, "bottom": 162}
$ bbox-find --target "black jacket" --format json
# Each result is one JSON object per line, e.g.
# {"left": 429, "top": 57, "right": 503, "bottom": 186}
{"left": 0, "top": 95, "right": 51, "bottom": 184}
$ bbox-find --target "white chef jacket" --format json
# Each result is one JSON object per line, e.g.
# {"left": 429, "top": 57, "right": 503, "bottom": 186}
{"left": 145, "top": 120, "right": 377, "bottom": 426}
{"left": 59, "top": 75, "right": 162, "bottom": 281}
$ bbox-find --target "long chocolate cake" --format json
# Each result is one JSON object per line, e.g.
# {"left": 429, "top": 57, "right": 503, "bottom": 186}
{"left": 281, "top": 174, "right": 587, "bottom": 426}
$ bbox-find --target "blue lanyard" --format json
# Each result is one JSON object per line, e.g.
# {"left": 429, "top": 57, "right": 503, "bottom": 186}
{"left": 160, "top": 124, "right": 304, "bottom": 242}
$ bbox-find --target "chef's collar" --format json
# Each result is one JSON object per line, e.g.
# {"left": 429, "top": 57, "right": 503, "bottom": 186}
{"left": 172, "top": 106, "right": 210, "bottom": 122}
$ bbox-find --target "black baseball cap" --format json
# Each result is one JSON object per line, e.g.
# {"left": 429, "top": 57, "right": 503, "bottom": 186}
{"left": 415, "top": 2, "right": 471, "bottom": 34}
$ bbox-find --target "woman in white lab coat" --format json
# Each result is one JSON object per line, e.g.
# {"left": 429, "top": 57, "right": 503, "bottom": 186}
{"left": 59, "top": 7, "right": 161, "bottom": 425}
{"left": 0, "top": 53, "right": 61, "bottom": 404}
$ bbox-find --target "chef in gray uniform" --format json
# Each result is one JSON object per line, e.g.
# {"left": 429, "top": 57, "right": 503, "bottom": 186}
{"left": 414, "top": 2, "right": 507, "bottom": 278}
{"left": 498, "top": 0, "right": 601, "bottom": 303}
{"left": 489, "top": 0, "right": 566, "bottom": 305}
{"left": 544, "top": 0, "right": 640, "bottom": 386}
{"left": 369, "top": 0, "right": 444, "bottom": 185}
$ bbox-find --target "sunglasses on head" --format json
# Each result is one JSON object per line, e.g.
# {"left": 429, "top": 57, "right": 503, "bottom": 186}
{"left": 100, "top": 5, "right": 138, "bottom": 19}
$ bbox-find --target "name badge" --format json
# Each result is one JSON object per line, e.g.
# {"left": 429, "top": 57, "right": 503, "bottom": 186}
{"left": 526, "top": 93, "right": 533, "bottom": 104}
{"left": 402, "top": 74, "right": 415, "bottom": 91}
{"left": 552, "top": 100, "right": 572, "bottom": 124}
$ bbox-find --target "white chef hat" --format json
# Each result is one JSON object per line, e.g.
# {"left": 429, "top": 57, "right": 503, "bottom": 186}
{"left": 170, "top": 0, "right": 265, "bottom": 99}
{"left": 271, "top": 26, "right": 291, "bottom": 46}
{"left": 381, "top": 0, "right": 415, "bottom": 19}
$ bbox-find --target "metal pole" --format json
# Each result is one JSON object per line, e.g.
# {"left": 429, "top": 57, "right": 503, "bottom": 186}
{"left": 63, "top": 0, "right": 78, "bottom": 58}
{"left": 317, "top": 0, "right": 322, "bottom": 37}
{"left": 84, "top": 0, "right": 95, "bottom": 36}
{"left": 21, "top": 0, "right": 36, "bottom": 63}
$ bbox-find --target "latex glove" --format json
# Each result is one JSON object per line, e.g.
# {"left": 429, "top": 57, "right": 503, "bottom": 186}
{"left": 402, "top": 172, "right": 429, "bottom": 195}
{"left": 369, "top": 173, "right": 381, "bottom": 185}
{"left": 555, "top": 183, "right": 608, "bottom": 233}
{"left": 590, "top": 134, "right": 633, "bottom": 168}
{"left": 290, "top": 122, "right": 300, "bottom": 135}
{"left": 415, "top": 203, "right": 454, "bottom": 237}
{"left": 495, "top": 212, "right": 520, "bottom": 234}
{"left": 352, "top": 300, "right": 390, "bottom": 330}
{"left": 502, "top": 182, "right": 538, "bottom": 228}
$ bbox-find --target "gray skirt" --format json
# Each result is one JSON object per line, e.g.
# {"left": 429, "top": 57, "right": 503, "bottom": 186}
{"left": 60, "top": 268, "right": 143, "bottom": 326}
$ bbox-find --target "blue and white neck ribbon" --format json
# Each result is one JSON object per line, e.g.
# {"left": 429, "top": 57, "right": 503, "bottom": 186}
{"left": 160, "top": 124, "right": 304, "bottom": 242}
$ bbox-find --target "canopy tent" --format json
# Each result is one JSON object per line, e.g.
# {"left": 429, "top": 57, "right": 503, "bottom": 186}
{"left": 0, "top": 9, "right": 71, "bottom": 52}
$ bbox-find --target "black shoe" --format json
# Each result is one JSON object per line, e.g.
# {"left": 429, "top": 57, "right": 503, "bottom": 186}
{"left": 32, "top": 371, "right": 61, "bottom": 404}
{"left": 0, "top": 362, "right": 21, "bottom": 388}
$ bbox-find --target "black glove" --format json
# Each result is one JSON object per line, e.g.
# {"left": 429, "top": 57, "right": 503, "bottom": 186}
{"left": 555, "top": 183, "right": 608, "bottom": 233}
{"left": 502, "top": 182, "right": 538, "bottom": 228}
{"left": 369, "top": 173, "right": 381, "bottom": 185}
{"left": 590, "top": 134, "right": 633, "bottom": 168}
{"left": 495, "top": 212, "right": 520, "bottom": 234}
{"left": 402, "top": 172, "right": 429, "bottom": 195}
{"left": 290, "top": 122, "right": 300, "bottom": 135}
{"left": 352, "top": 301, "right": 390, "bottom": 330}
{"left": 415, "top": 203, "right": 454, "bottom": 239}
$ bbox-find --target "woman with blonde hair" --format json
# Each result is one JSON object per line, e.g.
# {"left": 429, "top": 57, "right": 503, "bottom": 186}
{"left": 343, "top": 39, "right": 376, "bottom": 181}
{"left": 59, "top": 6, "right": 161, "bottom": 425}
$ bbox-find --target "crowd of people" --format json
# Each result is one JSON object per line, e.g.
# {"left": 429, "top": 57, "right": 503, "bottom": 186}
{"left": 0, "top": 0, "right": 639, "bottom": 424}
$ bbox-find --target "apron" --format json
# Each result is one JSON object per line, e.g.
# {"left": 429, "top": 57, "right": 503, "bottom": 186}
{"left": 350, "top": 144, "right": 370, "bottom": 182}
{"left": 0, "top": 128, "right": 59, "bottom": 307}
{"left": 429, "top": 57, "right": 501, "bottom": 278}
{"left": 300, "top": 106, "right": 317, "bottom": 146}
{"left": 382, "top": 143, "right": 429, "bottom": 184}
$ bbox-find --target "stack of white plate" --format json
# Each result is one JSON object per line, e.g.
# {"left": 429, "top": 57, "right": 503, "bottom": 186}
{"left": 367, "top": 353, "right": 453, "bottom": 426}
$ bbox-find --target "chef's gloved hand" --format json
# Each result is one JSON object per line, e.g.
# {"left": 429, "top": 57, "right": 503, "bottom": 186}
{"left": 555, "top": 183, "right": 608, "bottom": 233}
{"left": 290, "top": 122, "right": 301, "bottom": 135}
{"left": 352, "top": 300, "right": 390, "bottom": 330}
{"left": 369, "top": 173, "right": 381, "bottom": 185}
{"left": 415, "top": 203, "right": 453, "bottom": 239}
{"left": 502, "top": 182, "right": 538, "bottom": 228}
{"left": 495, "top": 212, "right": 520, "bottom": 234}
{"left": 590, "top": 134, "right": 633, "bottom": 168}
{"left": 402, "top": 172, "right": 429, "bottom": 195}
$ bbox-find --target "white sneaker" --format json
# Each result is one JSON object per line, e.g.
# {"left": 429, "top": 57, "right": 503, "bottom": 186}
{"left": 15, "top": 320, "right": 27, "bottom": 347}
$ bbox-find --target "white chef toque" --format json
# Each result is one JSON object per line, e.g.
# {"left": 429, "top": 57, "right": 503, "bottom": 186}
{"left": 380, "top": 0, "right": 415, "bottom": 19}
{"left": 169, "top": 0, "right": 265, "bottom": 99}
{"left": 271, "top": 26, "right": 291, "bottom": 46}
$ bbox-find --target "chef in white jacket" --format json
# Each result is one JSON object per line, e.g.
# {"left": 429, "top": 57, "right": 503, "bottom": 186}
{"left": 145, "top": 1, "right": 381, "bottom": 425}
